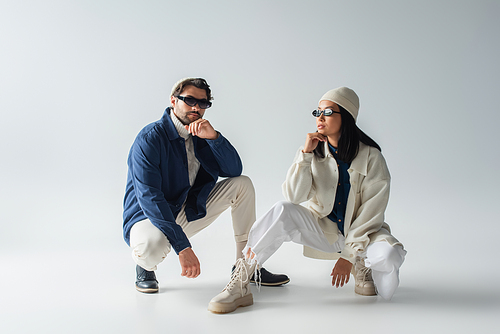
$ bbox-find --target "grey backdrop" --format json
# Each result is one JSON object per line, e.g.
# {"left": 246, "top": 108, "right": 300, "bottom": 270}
{"left": 1, "top": 1, "right": 499, "bottom": 333}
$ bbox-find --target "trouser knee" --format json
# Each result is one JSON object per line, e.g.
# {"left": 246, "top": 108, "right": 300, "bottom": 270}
{"left": 272, "top": 200, "right": 305, "bottom": 224}
{"left": 132, "top": 235, "right": 171, "bottom": 271}
{"left": 366, "top": 242, "right": 405, "bottom": 273}
{"left": 231, "top": 175, "right": 255, "bottom": 195}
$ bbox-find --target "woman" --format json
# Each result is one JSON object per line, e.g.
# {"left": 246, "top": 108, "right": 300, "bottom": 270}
{"left": 208, "top": 87, "right": 406, "bottom": 314}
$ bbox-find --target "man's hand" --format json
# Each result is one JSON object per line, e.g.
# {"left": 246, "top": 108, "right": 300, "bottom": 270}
{"left": 302, "top": 132, "right": 327, "bottom": 153}
{"left": 185, "top": 119, "right": 219, "bottom": 140}
{"left": 179, "top": 247, "right": 201, "bottom": 278}
{"left": 331, "top": 258, "right": 353, "bottom": 288}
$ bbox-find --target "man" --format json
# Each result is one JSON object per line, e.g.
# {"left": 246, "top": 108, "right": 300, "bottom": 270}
{"left": 123, "top": 77, "right": 289, "bottom": 293}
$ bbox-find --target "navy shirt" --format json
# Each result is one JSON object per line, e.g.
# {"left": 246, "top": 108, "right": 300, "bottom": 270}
{"left": 326, "top": 144, "right": 351, "bottom": 235}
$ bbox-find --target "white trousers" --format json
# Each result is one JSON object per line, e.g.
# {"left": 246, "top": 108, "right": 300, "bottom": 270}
{"left": 130, "top": 175, "right": 256, "bottom": 271}
{"left": 243, "top": 200, "right": 406, "bottom": 300}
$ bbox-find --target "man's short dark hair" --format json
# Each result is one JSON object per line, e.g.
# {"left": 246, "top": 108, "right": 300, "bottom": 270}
{"left": 172, "top": 78, "right": 213, "bottom": 101}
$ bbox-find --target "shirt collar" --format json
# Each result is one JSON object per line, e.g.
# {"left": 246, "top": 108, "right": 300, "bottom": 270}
{"left": 327, "top": 143, "right": 340, "bottom": 157}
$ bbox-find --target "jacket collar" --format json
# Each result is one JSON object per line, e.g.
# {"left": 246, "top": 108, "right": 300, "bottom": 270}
{"left": 161, "top": 107, "right": 181, "bottom": 141}
{"left": 321, "top": 141, "right": 369, "bottom": 176}
{"left": 350, "top": 142, "right": 369, "bottom": 176}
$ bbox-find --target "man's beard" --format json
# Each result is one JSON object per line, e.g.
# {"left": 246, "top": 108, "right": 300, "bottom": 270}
{"left": 173, "top": 110, "right": 199, "bottom": 125}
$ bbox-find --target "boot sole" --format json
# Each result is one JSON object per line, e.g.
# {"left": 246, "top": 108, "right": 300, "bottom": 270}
{"left": 354, "top": 286, "right": 376, "bottom": 296}
{"left": 135, "top": 286, "right": 159, "bottom": 293}
{"left": 208, "top": 294, "right": 253, "bottom": 314}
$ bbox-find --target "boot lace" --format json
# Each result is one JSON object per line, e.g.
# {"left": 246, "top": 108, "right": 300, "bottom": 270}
{"left": 357, "top": 265, "right": 373, "bottom": 284}
{"left": 138, "top": 269, "right": 156, "bottom": 281}
{"left": 223, "top": 258, "right": 256, "bottom": 292}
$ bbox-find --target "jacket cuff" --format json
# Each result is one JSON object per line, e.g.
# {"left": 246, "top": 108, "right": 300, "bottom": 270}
{"left": 296, "top": 150, "right": 314, "bottom": 164}
{"left": 205, "top": 131, "right": 223, "bottom": 145}
{"left": 176, "top": 245, "right": 191, "bottom": 254}
{"left": 339, "top": 245, "right": 357, "bottom": 264}
{"left": 172, "top": 239, "right": 192, "bottom": 255}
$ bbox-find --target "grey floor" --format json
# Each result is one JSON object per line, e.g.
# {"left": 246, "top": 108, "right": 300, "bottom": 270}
{"left": 2, "top": 241, "right": 499, "bottom": 334}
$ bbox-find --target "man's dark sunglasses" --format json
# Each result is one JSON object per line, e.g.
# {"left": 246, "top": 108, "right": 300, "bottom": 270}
{"left": 312, "top": 109, "right": 341, "bottom": 117}
{"left": 176, "top": 95, "right": 212, "bottom": 109}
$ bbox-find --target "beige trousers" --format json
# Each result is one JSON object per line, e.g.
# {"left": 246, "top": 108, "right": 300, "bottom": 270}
{"left": 130, "top": 175, "right": 255, "bottom": 271}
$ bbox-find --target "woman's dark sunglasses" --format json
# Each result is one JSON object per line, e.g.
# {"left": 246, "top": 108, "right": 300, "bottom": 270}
{"left": 176, "top": 95, "right": 212, "bottom": 109}
{"left": 312, "top": 109, "right": 341, "bottom": 117}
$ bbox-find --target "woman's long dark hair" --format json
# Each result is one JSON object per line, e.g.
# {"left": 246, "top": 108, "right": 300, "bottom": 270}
{"left": 313, "top": 105, "right": 381, "bottom": 163}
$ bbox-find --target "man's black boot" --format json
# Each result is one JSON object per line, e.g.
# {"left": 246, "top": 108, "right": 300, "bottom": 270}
{"left": 135, "top": 265, "right": 159, "bottom": 293}
{"left": 232, "top": 265, "right": 290, "bottom": 286}
{"left": 250, "top": 267, "right": 290, "bottom": 286}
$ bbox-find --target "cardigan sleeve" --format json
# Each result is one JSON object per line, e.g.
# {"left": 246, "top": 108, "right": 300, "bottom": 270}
{"left": 282, "top": 148, "right": 316, "bottom": 204}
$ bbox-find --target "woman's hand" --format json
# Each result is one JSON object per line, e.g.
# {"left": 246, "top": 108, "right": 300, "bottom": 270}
{"left": 331, "top": 258, "right": 353, "bottom": 288}
{"left": 302, "top": 132, "right": 327, "bottom": 153}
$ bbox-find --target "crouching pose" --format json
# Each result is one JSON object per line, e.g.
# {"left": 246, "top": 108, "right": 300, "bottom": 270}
{"left": 208, "top": 87, "right": 406, "bottom": 313}
{"left": 123, "top": 77, "right": 288, "bottom": 295}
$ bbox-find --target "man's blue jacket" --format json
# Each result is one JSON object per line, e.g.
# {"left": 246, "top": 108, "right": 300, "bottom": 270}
{"left": 123, "top": 108, "right": 242, "bottom": 254}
